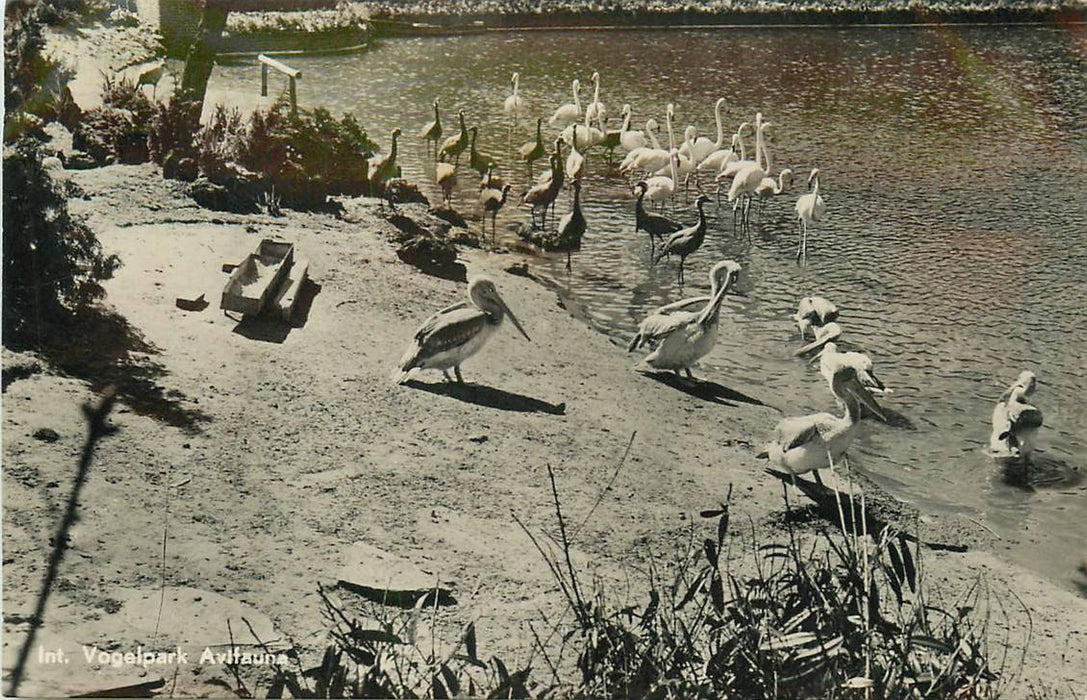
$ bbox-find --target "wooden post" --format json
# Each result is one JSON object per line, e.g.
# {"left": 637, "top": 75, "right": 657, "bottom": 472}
{"left": 257, "top": 54, "right": 302, "bottom": 115}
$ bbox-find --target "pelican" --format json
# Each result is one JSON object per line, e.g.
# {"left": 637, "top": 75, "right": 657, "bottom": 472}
{"left": 479, "top": 183, "right": 511, "bottom": 240}
{"left": 554, "top": 179, "right": 586, "bottom": 270}
{"left": 633, "top": 181, "right": 682, "bottom": 253}
{"left": 549, "top": 79, "right": 582, "bottom": 127}
{"left": 584, "top": 71, "right": 606, "bottom": 123}
{"left": 794, "top": 321, "right": 843, "bottom": 357}
{"left": 628, "top": 260, "right": 739, "bottom": 353}
{"left": 794, "top": 296, "right": 839, "bottom": 338}
{"left": 990, "top": 371, "right": 1043, "bottom": 461}
{"left": 395, "top": 276, "right": 531, "bottom": 385}
{"left": 759, "top": 365, "right": 886, "bottom": 479}
{"left": 796, "top": 168, "right": 827, "bottom": 263}
{"left": 420, "top": 98, "right": 442, "bottom": 157}
{"left": 438, "top": 111, "right": 469, "bottom": 165}
{"left": 633, "top": 260, "right": 742, "bottom": 378}
{"left": 503, "top": 72, "right": 528, "bottom": 127}
{"left": 815, "top": 342, "right": 889, "bottom": 409}
{"left": 519, "top": 118, "right": 546, "bottom": 177}
{"left": 436, "top": 161, "right": 456, "bottom": 206}
{"left": 654, "top": 193, "right": 709, "bottom": 284}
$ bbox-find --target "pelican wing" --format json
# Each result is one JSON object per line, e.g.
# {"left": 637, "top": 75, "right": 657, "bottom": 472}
{"left": 1007, "top": 402, "right": 1043, "bottom": 430}
{"left": 774, "top": 415, "right": 823, "bottom": 451}
{"left": 653, "top": 297, "right": 710, "bottom": 315}
{"left": 413, "top": 302, "right": 471, "bottom": 342}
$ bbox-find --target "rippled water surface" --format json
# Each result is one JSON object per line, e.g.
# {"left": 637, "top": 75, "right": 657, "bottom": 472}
{"left": 207, "top": 25, "right": 1087, "bottom": 588}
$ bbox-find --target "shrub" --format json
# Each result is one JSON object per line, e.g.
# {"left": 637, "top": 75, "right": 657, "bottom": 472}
{"left": 3, "top": 139, "right": 121, "bottom": 338}
{"left": 3, "top": 0, "right": 77, "bottom": 140}
{"left": 235, "top": 99, "right": 376, "bottom": 209}
{"left": 71, "top": 75, "right": 155, "bottom": 165}
{"left": 148, "top": 90, "right": 202, "bottom": 165}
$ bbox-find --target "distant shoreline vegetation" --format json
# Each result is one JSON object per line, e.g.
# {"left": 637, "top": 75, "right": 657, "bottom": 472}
{"left": 355, "top": 0, "right": 1084, "bottom": 29}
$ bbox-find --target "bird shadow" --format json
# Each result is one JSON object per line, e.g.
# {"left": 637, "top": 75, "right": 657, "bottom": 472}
{"left": 404, "top": 380, "right": 566, "bottom": 415}
{"left": 870, "top": 404, "right": 915, "bottom": 431}
{"left": 996, "top": 454, "right": 1082, "bottom": 491}
{"left": 641, "top": 371, "right": 766, "bottom": 408}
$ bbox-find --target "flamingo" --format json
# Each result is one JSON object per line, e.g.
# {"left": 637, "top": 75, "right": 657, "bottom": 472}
{"left": 990, "top": 371, "right": 1043, "bottom": 461}
{"left": 598, "top": 107, "right": 629, "bottom": 165}
{"left": 584, "top": 71, "right": 606, "bottom": 123}
{"left": 759, "top": 364, "right": 886, "bottom": 482}
{"left": 641, "top": 149, "right": 680, "bottom": 213}
{"left": 628, "top": 260, "right": 740, "bottom": 353}
{"left": 795, "top": 168, "right": 827, "bottom": 263}
{"left": 754, "top": 168, "right": 793, "bottom": 216}
{"left": 718, "top": 113, "right": 762, "bottom": 181}
{"left": 632, "top": 260, "right": 742, "bottom": 378}
{"left": 681, "top": 97, "right": 727, "bottom": 166}
{"left": 565, "top": 129, "right": 585, "bottom": 181}
{"left": 438, "top": 110, "right": 469, "bottom": 165}
{"left": 628, "top": 104, "right": 678, "bottom": 179}
{"left": 618, "top": 118, "right": 664, "bottom": 176}
{"left": 654, "top": 193, "right": 710, "bottom": 284}
{"left": 419, "top": 98, "right": 442, "bottom": 157}
{"left": 618, "top": 105, "right": 647, "bottom": 153}
{"left": 549, "top": 79, "right": 582, "bottom": 127}
{"left": 479, "top": 184, "right": 511, "bottom": 241}
{"left": 503, "top": 72, "right": 528, "bottom": 128}
{"left": 726, "top": 120, "right": 774, "bottom": 228}
{"left": 394, "top": 275, "right": 531, "bottom": 385}
{"left": 705, "top": 122, "right": 750, "bottom": 175}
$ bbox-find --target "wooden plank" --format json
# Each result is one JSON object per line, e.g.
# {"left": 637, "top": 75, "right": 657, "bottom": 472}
{"left": 258, "top": 53, "right": 302, "bottom": 79}
{"left": 272, "top": 258, "right": 309, "bottom": 322}
{"left": 220, "top": 239, "right": 294, "bottom": 316}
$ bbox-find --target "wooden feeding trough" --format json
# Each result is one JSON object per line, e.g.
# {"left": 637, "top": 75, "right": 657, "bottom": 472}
{"left": 221, "top": 239, "right": 309, "bottom": 321}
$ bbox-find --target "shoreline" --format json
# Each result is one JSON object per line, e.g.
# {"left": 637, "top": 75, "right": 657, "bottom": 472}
{"left": 3, "top": 160, "right": 1086, "bottom": 696}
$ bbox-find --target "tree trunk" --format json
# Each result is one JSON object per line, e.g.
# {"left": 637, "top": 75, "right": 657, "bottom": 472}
{"left": 179, "top": 0, "right": 230, "bottom": 114}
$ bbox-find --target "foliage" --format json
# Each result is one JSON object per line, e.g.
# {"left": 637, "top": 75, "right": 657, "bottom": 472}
{"left": 227, "top": 1, "right": 371, "bottom": 36}
{"left": 148, "top": 90, "right": 202, "bottom": 165}
{"left": 3, "top": 139, "right": 121, "bottom": 338}
{"left": 235, "top": 98, "right": 376, "bottom": 208}
{"left": 3, "top": 0, "right": 77, "bottom": 140}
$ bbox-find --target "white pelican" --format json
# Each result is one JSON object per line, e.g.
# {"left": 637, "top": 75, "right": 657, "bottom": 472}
{"left": 419, "top": 98, "right": 442, "bottom": 157}
{"left": 760, "top": 364, "right": 885, "bottom": 479}
{"left": 503, "top": 72, "right": 528, "bottom": 127}
{"left": 653, "top": 193, "right": 710, "bottom": 284}
{"left": 438, "top": 110, "right": 469, "bottom": 165}
{"left": 584, "top": 71, "right": 606, "bottom": 123}
{"left": 395, "top": 276, "right": 531, "bottom": 385}
{"left": 795, "top": 168, "right": 827, "bottom": 263}
{"left": 815, "top": 342, "right": 888, "bottom": 402}
{"left": 990, "top": 371, "right": 1042, "bottom": 461}
{"left": 632, "top": 260, "right": 742, "bottom": 377}
{"left": 549, "top": 79, "right": 582, "bottom": 127}
{"left": 794, "top": 321, "right": 843, "bottom": 357}
{"left": 628, "top": 260, "right": 738, "bottom": 352}
{"left": 794, "top": 296, "right": 839, "bottom": 338}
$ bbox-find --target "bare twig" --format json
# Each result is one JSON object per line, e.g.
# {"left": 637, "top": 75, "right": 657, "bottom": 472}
{"left": 571, "top": 431, "right": 636, "bottom": 540}
{"left": 8, "top": 387, "right": 118, "bottom": 697}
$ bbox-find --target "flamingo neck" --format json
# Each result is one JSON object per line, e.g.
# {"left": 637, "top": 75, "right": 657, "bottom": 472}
{"left": 775, "top": 172, "right": 787, "bottom": 194}
{"left": 714, "top": 101, "right": 724, "bottom": 148}
{"left": 812, "top": 175, "right": 820, "bottom": 197}
{"left": 736, "top": 131, "right": 747, "bottom": 161}
{"left": 761, "top": 133, "right": 772, "bottom": 173}
{"left": 648, "top": 124, "right": 661, "bottom": 150}
{"left": 572, "top": 83, "right": 581, "bottom": 111}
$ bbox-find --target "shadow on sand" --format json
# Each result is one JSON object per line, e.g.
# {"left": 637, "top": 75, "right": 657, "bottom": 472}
{"left": 232, "top": 280, "right": 322, "bottom": 344}
{"left": 642, "top": 371, "right": 766, "bottom": 408}
{"left": 5, "top": 306, "right": 211, "bottom": 434}
{"left": 405, "top": 380, "right": 566, "bottom": 415}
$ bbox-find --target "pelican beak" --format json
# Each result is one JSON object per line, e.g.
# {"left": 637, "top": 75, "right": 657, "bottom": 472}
{"left": 501, "top": 300, "right": 531, "bottom": 342}
{"left": 846, "top": 377, "right": 886, "bottom": 423}
{"left": 865, "top": 370, "right": 887, "bottom": 393}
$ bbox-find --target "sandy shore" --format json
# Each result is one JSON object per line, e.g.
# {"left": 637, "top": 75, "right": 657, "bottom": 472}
{"left": 3, "top": 160, "right": 1086, "bottom": 697}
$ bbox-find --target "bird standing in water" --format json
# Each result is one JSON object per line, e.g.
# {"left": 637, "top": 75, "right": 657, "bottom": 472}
{"left": 554, "top": 179, "right": 587, "bottom": 270}
{"left": 633, "top": 181, "right": 682, "bottom": 254}
{"left": 420, "top": 98, "right": 442, "bottom": 158}
{"left": 655, "top": 194, "right": 710, "bottom": 285}
{"left": 395, "top": 276, "right": 531, "bottom": 385}
{"left": 479, "top": 183, "right": 512, "bottom": 241}
{"left": 631, "top": 260, "right": 742, "bottom": 379}
{"left": 990, "top": 371, "right": 1043, "bottom": 462}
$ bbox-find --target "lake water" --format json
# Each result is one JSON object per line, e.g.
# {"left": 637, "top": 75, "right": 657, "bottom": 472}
{"left": 206, "top": 25, "right": 1087, "bottom": 590}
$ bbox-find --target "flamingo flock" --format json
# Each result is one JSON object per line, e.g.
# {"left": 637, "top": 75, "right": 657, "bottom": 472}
{"left": 383, "top": 68, "right": 1045, "bottom": 484}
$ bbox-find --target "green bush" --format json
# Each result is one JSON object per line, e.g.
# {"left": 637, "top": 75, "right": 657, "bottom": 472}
{"left": 237, "top": 99, "right": 376, "bottom": 209}
{"left": 3, "top": 0, "right": 77, "bottom": 141}
{"left": 3, "top": 139, "right": 121, "bottom": 338}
